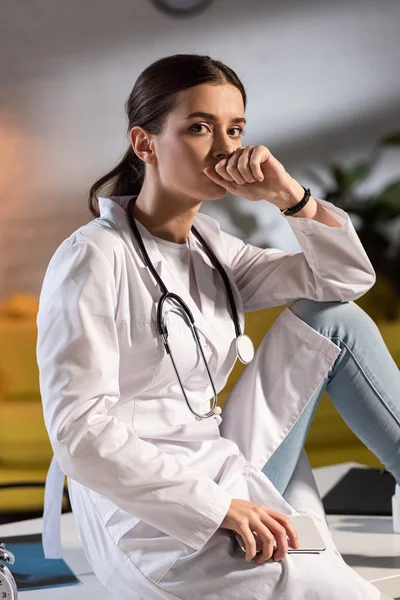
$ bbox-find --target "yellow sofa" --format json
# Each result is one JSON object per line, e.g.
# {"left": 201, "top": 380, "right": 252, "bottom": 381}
{"left": 0, "top": 280, "right": 399, "bottom": 515}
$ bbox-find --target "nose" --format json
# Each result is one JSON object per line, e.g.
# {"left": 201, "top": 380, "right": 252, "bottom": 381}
{"left": 212, "top": 131, "right": 240, "bottom": 162}
{"left": 213, "top": 148, "right": 237, "bottom": 164}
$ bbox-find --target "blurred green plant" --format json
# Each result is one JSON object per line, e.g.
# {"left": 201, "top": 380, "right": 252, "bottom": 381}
{"left": 304, "top": 133, "right": 400, "bottom": 320}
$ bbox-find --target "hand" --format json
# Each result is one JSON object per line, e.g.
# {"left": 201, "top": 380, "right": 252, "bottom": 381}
{"left": 220, "top": 498, "right": 300, "bottom": 564}
{"left": 203, "top": 145, "right": 303, "bottom": 210}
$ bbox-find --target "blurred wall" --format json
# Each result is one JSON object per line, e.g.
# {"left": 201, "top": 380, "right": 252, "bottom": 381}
{"left": 0, "top": 0, "right": 399, "bottom": 299}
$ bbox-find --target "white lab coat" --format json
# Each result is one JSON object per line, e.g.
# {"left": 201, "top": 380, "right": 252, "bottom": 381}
{"left": 36, "top": 195, "right": 387, "bottom": 600}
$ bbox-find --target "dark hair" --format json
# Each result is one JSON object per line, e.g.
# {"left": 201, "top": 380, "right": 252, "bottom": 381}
{"left": 88, "top": 53, "right": 247, "bottom": 217}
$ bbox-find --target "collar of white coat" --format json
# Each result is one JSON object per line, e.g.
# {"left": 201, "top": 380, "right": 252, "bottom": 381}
{"left": 97, "top": 195, "right": 220, "bottom": 272}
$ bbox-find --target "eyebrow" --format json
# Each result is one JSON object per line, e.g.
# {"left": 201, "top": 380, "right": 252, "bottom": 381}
{"left": 185, "top": 111, "right": 247, "bottom": 125}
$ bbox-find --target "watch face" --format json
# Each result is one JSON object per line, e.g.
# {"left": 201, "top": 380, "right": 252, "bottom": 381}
{"left": 0, "top": 564, "right": 15, "bottom": 599}
{"left": 150, "top": 0, "right": 213, "bottom": 17}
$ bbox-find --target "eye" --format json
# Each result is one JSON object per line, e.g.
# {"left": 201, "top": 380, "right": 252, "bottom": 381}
{"left": 189, "top": 124, "right": 245, "bottom": 137}
{"left": 189, "top": 123, "right": 208, "bottom": 134}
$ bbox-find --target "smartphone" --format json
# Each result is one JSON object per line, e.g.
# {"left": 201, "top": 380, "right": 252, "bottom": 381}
{"left": 234, "top": 515, "right": 326, "bottom": 555}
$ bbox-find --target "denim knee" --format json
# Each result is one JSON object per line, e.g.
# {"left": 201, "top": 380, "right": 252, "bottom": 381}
{"left": 288, "top": 298, "right": 372, "bottom": 335}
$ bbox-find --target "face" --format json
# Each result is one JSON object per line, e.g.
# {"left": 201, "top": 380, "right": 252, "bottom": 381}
{"left": 133, "top": 82, "right": 246, "bottom": 203}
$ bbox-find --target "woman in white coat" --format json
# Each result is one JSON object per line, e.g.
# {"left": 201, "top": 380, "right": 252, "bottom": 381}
{"left": 36, "top": 53, "right": 400, "bottom": 600}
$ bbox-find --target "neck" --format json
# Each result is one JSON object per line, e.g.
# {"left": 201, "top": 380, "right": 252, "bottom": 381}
{"left": 132, "top": 181, "right": 202, "bottom": 244}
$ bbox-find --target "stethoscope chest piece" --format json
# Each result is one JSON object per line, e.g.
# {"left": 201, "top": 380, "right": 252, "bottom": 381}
{"left": 236, "top": 334, "right": 255, "bottom": 364}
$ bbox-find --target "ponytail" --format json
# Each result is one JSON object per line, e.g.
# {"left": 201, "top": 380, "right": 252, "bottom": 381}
{"left": 88, "top": 146, "right": 144, "bottom": 218}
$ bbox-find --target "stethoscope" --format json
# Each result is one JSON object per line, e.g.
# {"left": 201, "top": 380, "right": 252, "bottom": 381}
{"left": 126, "top": 196, "right": 255, "bottom": 421}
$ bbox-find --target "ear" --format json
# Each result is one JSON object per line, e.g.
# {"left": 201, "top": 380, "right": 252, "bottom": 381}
{"left": 129, "top": 126, "right": 155, "bottom": 164}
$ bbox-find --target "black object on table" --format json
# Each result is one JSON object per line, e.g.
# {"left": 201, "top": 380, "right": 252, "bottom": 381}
{"left": 322, "top": 467, "right": 396, "bottom": 516}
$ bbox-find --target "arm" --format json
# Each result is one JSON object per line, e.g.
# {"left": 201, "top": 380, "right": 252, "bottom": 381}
{"left": 36, "top": 240, "right": 231, "bottom": 551}
{"left": 219, "top": 197, "right": 376, "bottom": 312}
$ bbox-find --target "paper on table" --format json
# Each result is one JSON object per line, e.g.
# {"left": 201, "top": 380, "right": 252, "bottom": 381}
{"left": 0, "top": 532, "right": 80, "bottom": 592}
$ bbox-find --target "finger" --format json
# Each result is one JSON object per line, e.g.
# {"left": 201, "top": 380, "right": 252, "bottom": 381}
{"left": 268, "top": 522, "right": 289, "bottom": 562}
{"left": 203, "top": 166, "right": 235, "bottom": 191}
{"left": 265, "top": 511, "right": 299, "bottom": 549}
{"left": 247, "top": 146, "right": 265, "bottom": 181}
{"left": 253, "top": 515, "right": 292, "bottom": 564}
{"left": 240, "top": 526, "right": 258, "bottom": 562}
{"left": 225, "top": 149, "right": 248, "bottom": 185}
{"left": 252, "top": 525, "right": 275, "bottom": 564}
{"left": 214, "top": 158, "right": 235, "bottom": 182}
{"left": 237, "top": 146, "right": 259, "bottom": 183}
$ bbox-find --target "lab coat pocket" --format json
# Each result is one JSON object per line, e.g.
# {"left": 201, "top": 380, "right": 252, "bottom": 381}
{"left": 85, "top": 487, "right": 142, "bottom": 544}
{"left": 105, "top": 508, "right": 142, "bottom": 546}
{"left": 116, "top": 519, "right": 198, "bottom": 585}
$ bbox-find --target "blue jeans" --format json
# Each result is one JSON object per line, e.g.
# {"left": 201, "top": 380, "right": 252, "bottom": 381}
{"left": 261, "top": 299, "right": 400, "bottom": 496}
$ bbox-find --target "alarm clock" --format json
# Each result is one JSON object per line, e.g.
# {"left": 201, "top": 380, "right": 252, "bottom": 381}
{"left": 0, "top": 543, "right": 18, "bottom": 599}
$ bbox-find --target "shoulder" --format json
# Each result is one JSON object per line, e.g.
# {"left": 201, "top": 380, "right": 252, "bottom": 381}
{"left": 39, "top": 221, "right": 123, "bottom": 306}
{"left": 50, "top": 218, "right": 125, "bottom": 272}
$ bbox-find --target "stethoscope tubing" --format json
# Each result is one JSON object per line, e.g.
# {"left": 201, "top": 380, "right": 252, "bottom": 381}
{"left": 126, "top": 196, "right": 244, "bottom": 420}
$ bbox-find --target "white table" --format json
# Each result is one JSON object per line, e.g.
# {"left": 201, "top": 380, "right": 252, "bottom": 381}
{"left": 1, "top": 462, "right": 399, "bottom": 599}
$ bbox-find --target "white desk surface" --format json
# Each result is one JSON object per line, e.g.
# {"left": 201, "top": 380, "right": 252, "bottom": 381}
{"left": 1, "top": 462, "right": 399, "bottom": 599}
